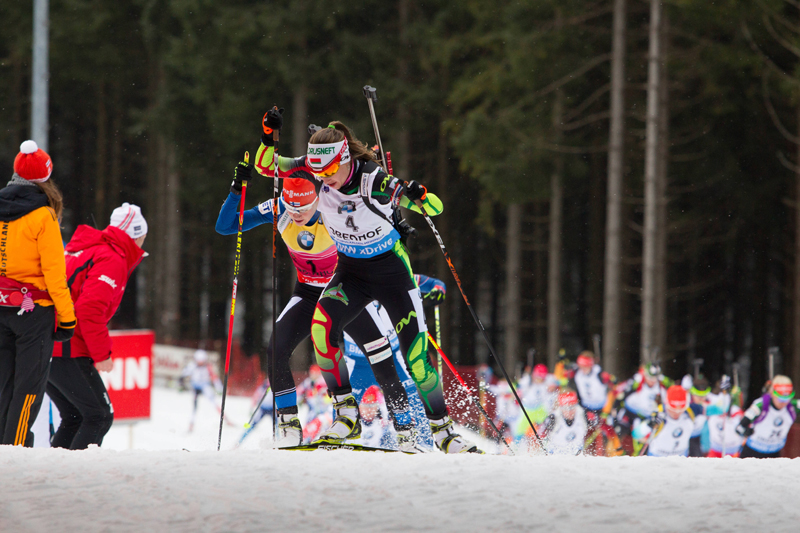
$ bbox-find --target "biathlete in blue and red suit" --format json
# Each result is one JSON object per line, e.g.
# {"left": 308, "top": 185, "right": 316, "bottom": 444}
{"left": 216, "top": 173, "right": 421, "bottom": 450}
{"left": 253, "top": 108, "right": 480, "bottom": 453}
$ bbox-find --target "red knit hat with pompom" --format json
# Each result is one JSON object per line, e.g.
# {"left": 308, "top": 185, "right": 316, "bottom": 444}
{"left": 13, "top": 140, "right": 52, "bottom": 182}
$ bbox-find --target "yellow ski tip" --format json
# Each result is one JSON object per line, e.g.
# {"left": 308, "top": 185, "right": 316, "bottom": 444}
{"left": 244, "top": 151, "right": 250, "bottom": 164}
{"left": 243, "top": 423, "right": 251, "bottom": 429}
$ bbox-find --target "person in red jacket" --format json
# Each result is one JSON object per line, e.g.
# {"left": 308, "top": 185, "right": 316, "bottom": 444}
{"left": 46, "top": 203, "right": 147, "bottom": 449}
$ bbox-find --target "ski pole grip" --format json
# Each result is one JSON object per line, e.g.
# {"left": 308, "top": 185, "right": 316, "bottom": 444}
{"left": 363, "top": 85, "right": 378, "bottom": 102}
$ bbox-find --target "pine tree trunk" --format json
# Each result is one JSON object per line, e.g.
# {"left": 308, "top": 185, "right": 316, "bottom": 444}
{"left": 505, "top": 203, "right": 523, "bottom": 374}
{"left": 655, "top": 11, "right": 670, "bottom": 359}
{"left": 161, "top": 142, "right": 181, "bottom": 341}
{"left": 292, "top": 85, "right": 308, "bottom": 156}
{"left": 291, "top": 85, "right": 310, "bottom": 371}
{"left": 641, "top": 0, "right": 662, "bottom": 363}
{"left": 436, "top": 74, "right": 452, "bottom": 356}
{"left": 535, "top": 202, "right": 547, "bottom": 359}
{"left": 397, "top": 0, "right": 411, "bottom": 181}
{"left": 589, "top": 147, "right": 606, "bottom": 352}
{"left": 548, "top": 89, "right": 564, "bottom": 368}
{"left": 109, "top": 81, "right": 122, "bottom": 213}
{"left": 603, "top": 0, "right": 628, "bottom": 375}
{"left": 95, "top": 80, "right": 108, "bottom": 225}
{"left": 794, "top": 104, "right": 800, "bottom": 387}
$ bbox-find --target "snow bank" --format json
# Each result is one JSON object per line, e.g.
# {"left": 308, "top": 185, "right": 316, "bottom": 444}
{"left": 3, "top": 387, "right": 798, "bottom": 532}
{"left": 2, "top": 448, "right": 799, "bottom": 532}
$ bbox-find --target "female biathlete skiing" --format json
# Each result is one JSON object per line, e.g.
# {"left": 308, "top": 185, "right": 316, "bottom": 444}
{"left": 254, "top": 108, "right": 480, "bottom": 453}
{"left": 216, "top": 170, "right": 420, "bottom": 450}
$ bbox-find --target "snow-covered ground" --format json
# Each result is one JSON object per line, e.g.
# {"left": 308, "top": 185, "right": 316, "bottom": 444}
{"left": 2, "top": 386, "right": 799, "bottom": 532}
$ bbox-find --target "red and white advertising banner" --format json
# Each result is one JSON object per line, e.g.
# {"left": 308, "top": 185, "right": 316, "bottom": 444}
{"left": 100, "top": 329, "right": 154, "bottom": 422}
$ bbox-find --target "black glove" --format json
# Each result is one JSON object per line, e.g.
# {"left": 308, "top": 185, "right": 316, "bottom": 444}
{"left": 261, "top": 106, "right": 284, "bottom": 146}
{"left": 736, "top": 422, "right": 754, "bottom": 437}
{"left": 53, "top": 326, "right": 75, "bottom": 342}
{"left": 404, "top": 180, "right": 427, "bottom": 202}
{"left": 231, "top": 161, "right": 253, "bottom": 194}
{"left": 648, "top": 412, "right": 665, "bottom": 428}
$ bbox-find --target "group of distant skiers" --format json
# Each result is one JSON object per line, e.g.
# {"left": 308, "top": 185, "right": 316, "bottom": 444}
{"left": 488, "top": 351, "right": 798, "bottom": 458}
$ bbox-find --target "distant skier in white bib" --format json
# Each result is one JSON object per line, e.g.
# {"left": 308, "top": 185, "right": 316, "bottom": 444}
{"left": 543, "top": 391, "right": 589, "bottom": 456}
{"left": 736, "top": 375, "right": 798, "bottom": 458}
{"left": 180, "top": 350, "right": 225, "bottom": 432}
{"left": 352, "top": 385, "right": 392, "bottom": 449}
{"left": 706, "top": 376, "right": 744, "bottom": 458}
{"left": 644, "top": 385, "right": 703, "bottom": 457}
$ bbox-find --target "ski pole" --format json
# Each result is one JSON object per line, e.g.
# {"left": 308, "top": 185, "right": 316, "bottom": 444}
{"left": 412, "top": 199, "right": 542, "bottom": 445}
{"left": 244, "top": 384, "right": 271, "bottom": 429}
{"left": 428, "top": 334, "right": 514, "bottom": 454}
{"left": 638, "top": 416, "right": 660, "bottom": 457}
{"left": 218, "top": 151, "right": 250, "bottom": 451}
{"left": 270, "top": 107, "right": 281, "bottom": 439}
{"left": 362, "top": 86, "right": 387, "bottom": 171}
{"left": 434, "top": 304, "right": 442, "bottom": 375}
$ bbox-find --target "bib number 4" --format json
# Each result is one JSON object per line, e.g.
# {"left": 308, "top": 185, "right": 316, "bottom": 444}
{"left": 345, "top": 215, "right": 359, "bottom": 233}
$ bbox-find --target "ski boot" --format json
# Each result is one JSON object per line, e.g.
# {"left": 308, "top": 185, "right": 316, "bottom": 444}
{"left": 275, "top": 411, "right": 303, "bottom": 448}
{"left": 313, "top": 393, "right": 362, "bottom": 443}
{"left": 395, "top": 424, "right": 425, "bottom": 453}
{"left": 430, "top": 416, "right": 483, "bottom": 454}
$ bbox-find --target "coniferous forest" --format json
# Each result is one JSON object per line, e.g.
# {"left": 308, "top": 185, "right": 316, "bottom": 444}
{"left": 3, "top": 0, "right": 800, "bottom": 402}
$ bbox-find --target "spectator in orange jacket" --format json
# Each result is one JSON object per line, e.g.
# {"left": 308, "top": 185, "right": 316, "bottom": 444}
{"left": 48, "top": 203, "right": 147, "bottom": 449}
{"left": 0, "top": 140, "right": 75, "bottom": 447}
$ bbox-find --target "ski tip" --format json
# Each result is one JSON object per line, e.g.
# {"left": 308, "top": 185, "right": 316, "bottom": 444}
{"left": 244, "top": 151, "right": 249, "bottom": 164}
{"left": 243, "top": 423, "right": 251, "bottom": 429}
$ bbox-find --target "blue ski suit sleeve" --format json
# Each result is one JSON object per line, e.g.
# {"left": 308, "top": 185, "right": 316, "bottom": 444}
{"left": 414, "top": 274, "right": 446, "bottom": 296}
{"left": 215, "top": 192, "right": 283, "bottom": 235}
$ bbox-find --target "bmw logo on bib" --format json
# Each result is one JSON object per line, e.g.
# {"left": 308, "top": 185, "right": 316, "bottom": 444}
{"left": 672, "top": 428, "right": 683, "bottom": 438}
{"left": 338, "top": 200, "right": 356, "bottom": 214}
{"left": 298, "top": 231, "right": 315, "bottom": 250}
{"left": 775, "top": 417, "right": 784, "bottom": 427}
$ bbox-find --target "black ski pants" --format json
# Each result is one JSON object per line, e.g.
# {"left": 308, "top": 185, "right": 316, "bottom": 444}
{"left": 740, "top": 444, "right": 781, "bottom": 459}
{"left": 0, "top": 305, "right": 55, "bottom": 447}
{"left": 311, "top": 247, "right": 448, "bottom": 419}
{"left": 47, "top": 355, "right": 114, "bottom": 449}
{"left": 268, "top": 281, "right": 410, "bottom": 417}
